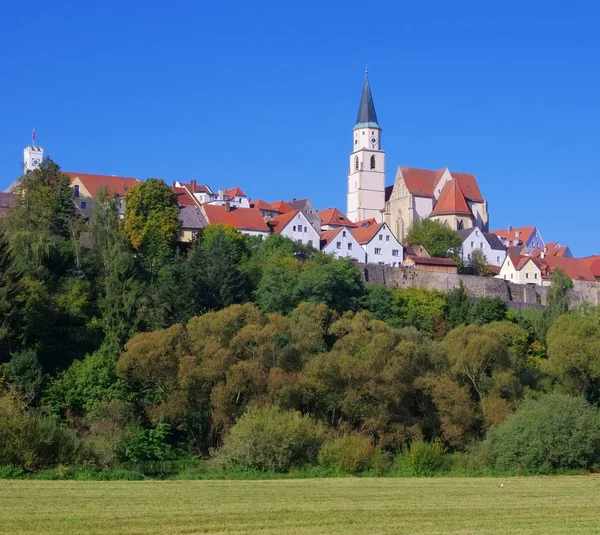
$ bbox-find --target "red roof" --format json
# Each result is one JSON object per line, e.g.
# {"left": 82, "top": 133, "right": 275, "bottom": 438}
{"left": 351, "top": 222, "right": 384, "bottom": 245}
{"left": 318, "top": 208, "right": 357, "bottom": 228}
{"left": 319, "top": 228, "right": 344, "bottom": 248}
{"left": 398, "top": 166, "right": 483, "bottom": 202}
{"left": 406, "top": 255, "right": 457, "bottom": 267}
{"left": 267, "top": 200, "right": 293, "bottom": 213}
{"left": 355, "top": 218, "right": 378, "bottom": 227}
{"left": 430, "top": 179, "right": 472, "bottom": 216}
{"left": 223, "top": 187, "right": 246, "bottom": 198}
{"left": 581, "top": 256, "right": 600, "bottom": 278}
{"left": 172, "top": 186, "right": 199, "bottom": 207}
{"left": 506, "top": 253, "right": 532, "bottom": 271}
{"left": 202, "top": 204, "right": 269, "bottom": 233}
{"left": 269, "top": 210, "right": 300, "bottom": 233}
{"left": 251, "top": 199, "right": 279, "bottom": 212}
{"left": 532, "top": 246, "right": 570, "bottom": 258}
{"left": 490, "top": 226, "right": 536, "bottom": 246}
{"left": 176, "top": 180, "right": 211, "bottom": 194}
{"left": 531, "top": 257, "right": 596, "bottom": 282}
{"left": 66, "top": 172, "right": 139, "bottom": 197}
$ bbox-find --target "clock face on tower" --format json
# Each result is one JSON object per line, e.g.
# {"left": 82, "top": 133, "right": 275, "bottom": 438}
{"left": 370, "top": 136, "right": 377, "bottom": 146}
{"left": 32, "top": 158, "right": 40, "bottom": 166}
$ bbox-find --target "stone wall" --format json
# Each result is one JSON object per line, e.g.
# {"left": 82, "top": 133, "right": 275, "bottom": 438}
{"left": 359, "top": 264, "right": 599, "bottom": 309}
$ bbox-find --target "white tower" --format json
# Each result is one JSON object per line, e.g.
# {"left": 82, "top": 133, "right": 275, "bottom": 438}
{"left": 347, "top": 72, "right": 385, "bottom": 222}
{"left": 23, "top": 129, "right": 43, "bottom": 173}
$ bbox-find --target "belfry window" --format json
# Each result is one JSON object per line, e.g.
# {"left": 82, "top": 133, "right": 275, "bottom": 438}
{"left": 355, "top": 156, "right": 359, "bottom": 171}
{"left": 370, "top": 155, "right": 376, "bottom": 170}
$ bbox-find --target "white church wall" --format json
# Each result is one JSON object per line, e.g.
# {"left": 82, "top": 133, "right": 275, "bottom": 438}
{"left": 413, "top": 196, "right": 434, "bottom": 222}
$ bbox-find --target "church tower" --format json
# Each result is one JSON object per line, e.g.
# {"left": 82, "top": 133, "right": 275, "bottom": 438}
{"left": 347, "top": 72, "right": 385, "bottom": 222}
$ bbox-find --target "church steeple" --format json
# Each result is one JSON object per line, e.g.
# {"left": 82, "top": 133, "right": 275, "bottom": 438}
{"left": 354, "top": 71, "right": 380, "bottom": 130}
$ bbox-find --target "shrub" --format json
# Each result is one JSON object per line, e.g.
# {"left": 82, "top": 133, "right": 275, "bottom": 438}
{"left": 215, "top": 405, "right": 323, "bottom": 472}
{"left": 124, "top": 421, "right": 175, "bottom": 463}
{"left": 488, "top": 394, "right": 600, "bottom": 473}
{"left": 0, "top": 395, "right": 83, "bottom": 471}
{"left": 318, "top": 434, "right": 375, "bottom": 473}
{"left": 396, "top": 440, "right": 447, "bottom": 475}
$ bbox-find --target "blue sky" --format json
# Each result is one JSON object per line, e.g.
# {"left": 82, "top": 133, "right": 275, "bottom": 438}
{"left": 1, "top": 0, "right": 598, "bottom": 255}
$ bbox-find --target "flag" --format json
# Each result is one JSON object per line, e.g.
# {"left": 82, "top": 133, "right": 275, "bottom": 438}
{"left": 32, "top": 128, "right": 36, "bottom": 142}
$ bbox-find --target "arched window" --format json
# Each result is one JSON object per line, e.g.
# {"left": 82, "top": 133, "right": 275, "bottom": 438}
{"left": 370, "top": 155, "right": 376, "bottom": 170}
{"left": 354, "top": 156, "right": 359, "bottom": 171}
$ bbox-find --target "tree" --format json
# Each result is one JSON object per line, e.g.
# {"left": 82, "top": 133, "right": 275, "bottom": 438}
{"left": 391, "top": 287, "right": 447, "bottom": 333}
{"left": 445, "top": 281, "right": 471, "bottom": 328}
{"left": 545, "top": 313, "right": 600, "bottom": 400}
{"left": 468, "top": 298, "right": 507, "bottom": 325}
{"left": 255, "top": 258, "right": 301, "bottom": 314}
{"left": 531, "top": 268, "right": 573, "bottom": 343}
{"left": 467, "top": 249, "right": 492, "bottom": 277}
{"left": 361, "top": 284, "right": 395, "bottom": 323}
{"left": 405, "top": 219, "right": 462, "bottom": 259}
{"left": 123, "top": 178, "right": 180, "bottom": 270}
{"left": 297, "top": 259, "right": 365, "bottom": 313}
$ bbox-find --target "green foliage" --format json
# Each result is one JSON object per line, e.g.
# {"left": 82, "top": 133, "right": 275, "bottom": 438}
{"left": 466, "top": 249, "right": 492, "bottom": 276}
{"left": 445, "top": 281, "right": 471, "bottom": 328}
{"left": 8, "top": 349, "right": 43, "bottom": 399}
{"left": 0, "top": 395, "right": 82, "bottom": 471}
{"left": 405, "top": 219, "right": 462, "bottom": 259}
{"left": 391, "top": 287, "right": 447, "bottom": 333}
{"left": 255, "top": 258, "right": 301, "bottom": 314}
{"left": 361, "top": 284, "right": 395, "bottom": 322}
{"left": 123, "top": 178, "right": 180, "bottom": 269}
{"left": 397, "top": 440, "right": 447, "bottom": 475}
{"left": 124, "top": 421, "right": 175, "bottom": 463}
{"left": 488, "top": 394, "right": 600, "bottom": 473}
{"left": 215, "top": 405, "right": 324, "bottom": 472}
{"left": 318, "top": 434, "right": 375, "bottom": 473}
{"left": 468, "top": 298, "right": 507, "bottom": 325}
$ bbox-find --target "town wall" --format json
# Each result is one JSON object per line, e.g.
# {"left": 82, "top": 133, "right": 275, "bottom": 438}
{"left": 359, "top": 264, "right": 600, "bottom": 309}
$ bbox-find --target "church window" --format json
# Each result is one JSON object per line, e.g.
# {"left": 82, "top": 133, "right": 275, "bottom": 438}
{"left": 370, "top": 155, "right": 376, "bottom": 170}
{"left": 355, "top": 157, "right": 359, "bottom": 171}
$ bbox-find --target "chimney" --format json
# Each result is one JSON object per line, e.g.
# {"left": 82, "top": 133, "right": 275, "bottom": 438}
{"left": 291, "top": 197, "right": 296, "bottom": 203}
{"left": 224, "top": 202, "right": 231, "bottom": 212}
{"left": 191, "top": 179, "right": 196, "bottom": 191}
{"left": 508, "top": 225, "right": 512, "bottom": 234}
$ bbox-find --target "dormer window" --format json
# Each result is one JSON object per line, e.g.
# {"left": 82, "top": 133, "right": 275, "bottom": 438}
{"left": 73, "top": 185, "right": 80, "bottom": 197}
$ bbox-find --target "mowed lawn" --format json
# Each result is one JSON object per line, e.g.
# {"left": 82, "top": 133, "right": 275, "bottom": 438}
{"left": 1, "top": 476, "right": 600, "bottom": 534}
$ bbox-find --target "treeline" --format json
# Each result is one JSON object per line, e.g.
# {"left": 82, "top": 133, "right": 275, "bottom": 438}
{"left": 1, "top": 159, "right": 600, "bottom": 477}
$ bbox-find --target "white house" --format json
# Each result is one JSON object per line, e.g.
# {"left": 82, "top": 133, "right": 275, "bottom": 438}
{"left": 269, "top": 209, "right": 320, "bottom": 249}
{"left": 320, "top": 227, "right": 365, "bottom": 263}
{"left": 351, "top": 221, "right": 403, "bottom": 266}
{"left": 458, "top": 228, "right": 507, "bottom": 267}
{"left": 317, "top": 207, "right": 358, "bottom": 231}
{"left": 490, "top": 225, "right": 544, "bottom": 251}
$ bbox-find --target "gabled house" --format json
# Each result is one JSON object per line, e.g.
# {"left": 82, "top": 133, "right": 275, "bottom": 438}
{"left": 490, "top": 225, "right": 544, "bottom": 251}
{"left": 201, "top": 203, "right": 270, "bottom": 238}
{"left": 458, "top": 227, "right": 507, "bottom": 267}
{"left": 250, "top": 199, "right": 281, "bottom": 221}
{"left": 289, "top": 198, "right": 321, "bottom": 233}
{"left": 66, "top": 172, "right": 140, "bottom": 217}
{"left": 496, "top": 254, "right": 542, "bottom": 285}
{"left": 267, "top": 200, "right": 294, "bottom": 214}
{"left": 268, "top": 209, "right": 320, "bottom": 248}
{"left": 532, "top": 242, "right": 573, "bottom": 259}
{"left": 178, "top": 206, "right": 207, "bottom": 243}
{"left": 351, "top": 221, "right": 403, "bottom": 266}
{"left": 173, "top": 180, "right": 213, "bottom": 204}
{"left": 320, "top": 227, "right": 365, "bottom": 263}
{"left": 318, "top": 208, "right": 358, "bottom": 231}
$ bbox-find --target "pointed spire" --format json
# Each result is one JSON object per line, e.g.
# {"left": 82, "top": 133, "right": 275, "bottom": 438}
{"left": 354, "top": 70, "right": 380, "bottom": 130}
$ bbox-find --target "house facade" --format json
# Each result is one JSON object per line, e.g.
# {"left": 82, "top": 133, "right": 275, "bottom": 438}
{"left": 458, "top": 228, "right": 507, "bottom": 267}
{"left": 497, "top": 254, "right": 543, "bottom": 285}
{"left": 351, "top": 221, "right": 403, "bottom": 266}
{"left": 289, "top": 198, "right": 321, "bottom": 233}
{"left": 320, "top": 227, "right": 365, "bottom": 263}
{"left": 201, "top": 203, "right": 270, "bottom": 238}
{"left": 490, "top": 226, "right": 544, "bottom": 251}
{"left": 269, "top": 210, "right": 320, "bottom": 248}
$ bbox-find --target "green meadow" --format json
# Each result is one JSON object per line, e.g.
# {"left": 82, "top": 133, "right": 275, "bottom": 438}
{"left": 1, "top": 476, "right": 600, "bottom": 534}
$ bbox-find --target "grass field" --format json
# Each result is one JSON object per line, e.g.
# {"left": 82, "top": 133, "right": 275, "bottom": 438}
{"left": 1, "top": 476, "right": 600, "bottom": 534}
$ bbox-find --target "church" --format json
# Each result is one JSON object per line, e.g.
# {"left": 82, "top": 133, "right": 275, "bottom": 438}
{"left": 346, "top": 73, "right": 489, "bottom": 241}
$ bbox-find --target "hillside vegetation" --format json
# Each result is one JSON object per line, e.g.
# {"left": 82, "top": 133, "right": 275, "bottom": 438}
{"left": 1, "top": 160, "right": 600, "bottom": 477}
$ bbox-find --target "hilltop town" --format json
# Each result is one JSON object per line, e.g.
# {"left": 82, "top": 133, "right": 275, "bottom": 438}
{"left": 2, "top": 75, "right": 599, "bottom": 290}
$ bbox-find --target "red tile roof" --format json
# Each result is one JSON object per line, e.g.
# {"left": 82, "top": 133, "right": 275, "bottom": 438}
{"left": 581, "top": 256, "right": 600, "bottom": 278}
{"left": 532, "top": 246, "right": 569, "bottom": 258}
{"left": 430, "top": 179, "right": 472, "bottom": 216}
{"left": 172, "top": 186, "right": 199, "bottom": 207}
{"left": 267, "top": 200, "right": 293, "bottom": 213}
{"left": 398, "top": 166, "right": 484, "bottom": 203}
{"left": 318, "top": 208, "right": 357, "bottom": 228}
{"left": 65, "top": 172, "right": 139, "bottom": 197}
{"left": 531, "top": 257, "right": 596, "bottom": 282}
{"left": 350, "top": 222, "right": 384, "bottom": 245}
{"left": 406, "top": 256, "right": 457, "bottom": 267}
{"left": 490, "top": 226, "right": 536, "bottom": 246}
{"left": 507, "top": 253, "right": 532, "bottom": 271}
{"left": 176, "top": 181, "right": 211, "bottom": 194}
{"left": 319, "top": 228, "right": 344, "bottom": 248}
{"left": 250, "top": 199, "right": 279, "bottom": 212}
{"left": 223, "top": 187, "right": 246, "bottom": 198}
{"left": 355, "top": 218, "right": 378, "bottom": 227}
{"left": 268, "top": 210, "right": 300, "bottom": 233}
{"left": 202, "top": 204, "right": 269, "bottom": 233}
